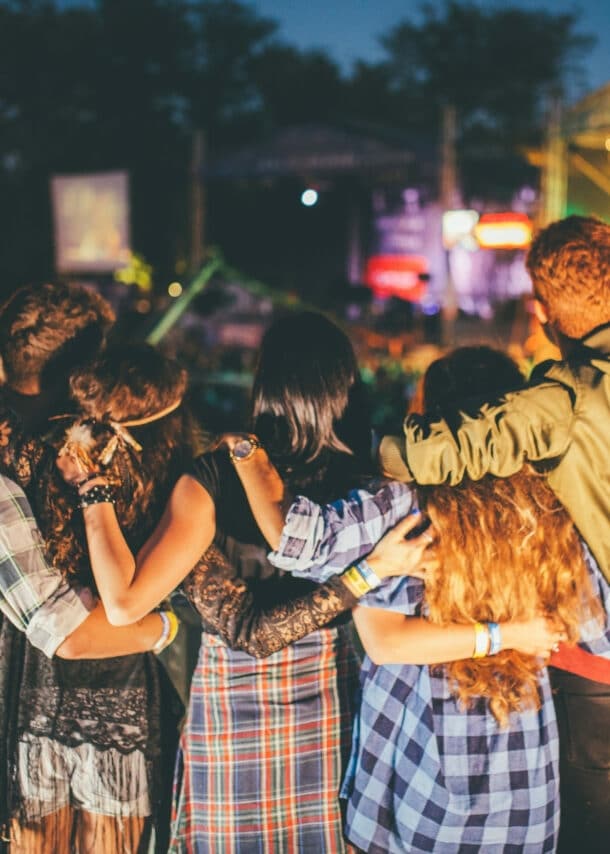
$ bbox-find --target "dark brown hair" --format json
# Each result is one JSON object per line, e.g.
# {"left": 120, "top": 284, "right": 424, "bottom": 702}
{"left": 0, "top": 282, "right": 115, "bottom": 386}
{"left": 251, "top": 311, "right": 372, "bottom": 500}
{"left": 39, "top": 345, "right": 195, "bottom": 588}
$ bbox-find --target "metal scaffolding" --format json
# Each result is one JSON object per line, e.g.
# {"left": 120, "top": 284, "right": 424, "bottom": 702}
{"left": 541, "top": 82, "right": 610, "bottom": 224}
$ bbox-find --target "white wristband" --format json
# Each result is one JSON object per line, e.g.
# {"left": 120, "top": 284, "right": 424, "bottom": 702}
{"left": 151, "top": 611, "right": 170, "bottom": 654}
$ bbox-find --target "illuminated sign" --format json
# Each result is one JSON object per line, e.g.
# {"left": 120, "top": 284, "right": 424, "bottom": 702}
{"left": 365, "top": 255, "right": 428, "bottom": 301}
{"left": 474, "top": 212, "right": 533, "bottom": 250}
{"left": 51, "top": 171, "right": 131, "bottom": 273}
{"left": 442, "top": 209, "right": 479, "bottom": 249}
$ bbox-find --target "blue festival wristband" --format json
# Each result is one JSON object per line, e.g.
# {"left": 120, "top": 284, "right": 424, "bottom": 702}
{"left": 488, "top": 621, "right": 502, "bottom": 655}
{"left": 355, "top": 559, "right": 382, "bottom": 590}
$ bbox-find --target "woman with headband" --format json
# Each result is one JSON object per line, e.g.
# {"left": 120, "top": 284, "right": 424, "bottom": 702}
{"left": 4, "top": 344, "right": 190, "bottom": 854}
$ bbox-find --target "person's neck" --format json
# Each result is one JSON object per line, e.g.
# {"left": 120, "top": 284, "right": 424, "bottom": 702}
{"left": 556, "top": 333, "right": 574, "bottom": 359}
{"left": 540, "top": 322, "right": 573, "bottom": 359}
{"left": 4, "top": 378, "right": 69, "bottom": 436}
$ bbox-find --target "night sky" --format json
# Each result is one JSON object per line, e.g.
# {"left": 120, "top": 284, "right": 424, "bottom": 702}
{"left": 252, "top": 0, "right": 609, "bottom": 95}
{"left": 56, "top": 0, "right": 610, "bottom": 96}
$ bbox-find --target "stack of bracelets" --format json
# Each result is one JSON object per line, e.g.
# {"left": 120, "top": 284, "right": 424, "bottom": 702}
{"left": 341, "top": 559, "right": 383, "bottom": 598}
{"left": 74, "top": 473, "right": 117, "bottom": 508}
{"left": 151, "top": 609, "right": 180, "bottom": 654}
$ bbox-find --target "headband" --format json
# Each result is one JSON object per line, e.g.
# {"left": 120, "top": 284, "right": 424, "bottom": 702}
{"left": 100, "top": 397, "right": 183, "bottom": 462}
{"left": 57, "top": 396, "right": 183, "bottom": 468}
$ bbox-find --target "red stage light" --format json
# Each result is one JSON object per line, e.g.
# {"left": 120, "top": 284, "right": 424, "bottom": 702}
{"left": 365, "top": 255, "right": 428, "bottom": 301}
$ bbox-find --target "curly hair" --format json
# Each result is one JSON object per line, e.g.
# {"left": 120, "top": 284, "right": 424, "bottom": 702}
{"left": 36, "top": 345, "right": 197, "bottom": 589}
{"left": 526, "top": 215, "right": 610, "bottom": 340}
{"left": 0, "top": 282, "right": 115, "bottom": 387}
{"left": 418, "top": 346, "right": 602, "bottom": 727}
{"left": 421, "top": 471, "right": 600, "bottom": 727}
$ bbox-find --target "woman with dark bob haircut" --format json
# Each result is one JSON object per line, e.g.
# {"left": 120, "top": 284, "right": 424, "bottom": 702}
{"left": 57, "top": 312, "right": 434, "bottom": 852}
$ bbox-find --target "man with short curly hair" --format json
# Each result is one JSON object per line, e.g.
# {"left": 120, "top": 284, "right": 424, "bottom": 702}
{"left": 382, "top": 214, "right": 610, "bottom": 584}
{"left": 526, "top": 215, "right": 610, "bottom": 340}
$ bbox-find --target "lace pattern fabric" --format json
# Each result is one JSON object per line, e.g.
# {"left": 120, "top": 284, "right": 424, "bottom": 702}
{"left": 182, "top": 545, "right": 357, "bottom": 658}
{"left": 0, "top": 396, "right": 183, "bottom": 852}
{"left": 22, "top": 686, "right": 151, "bottom": 754}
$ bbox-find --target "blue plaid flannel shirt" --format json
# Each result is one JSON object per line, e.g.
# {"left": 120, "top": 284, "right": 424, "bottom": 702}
{"left": 269, "top": 478, "right": 416, "bottom": 581}
{"left": 269, "top": 481, "right": 610, "bottom": 852}
{"left": 0, "top": 474, "right": 93, "bottom": 657}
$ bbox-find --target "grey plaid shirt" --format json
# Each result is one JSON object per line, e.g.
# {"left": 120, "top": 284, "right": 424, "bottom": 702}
{"left": 0, "top": 473, "right": 93, "bottom": 657}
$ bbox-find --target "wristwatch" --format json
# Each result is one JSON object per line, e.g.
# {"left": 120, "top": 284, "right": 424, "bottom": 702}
{"left": 229, "top": 436, "right": 262, "bottom": 463}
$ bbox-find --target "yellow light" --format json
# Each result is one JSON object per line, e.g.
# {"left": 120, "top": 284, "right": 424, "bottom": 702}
{"left": 605, "top": 137, "right": 610, "bottom": 152}
{"left": 474, "top": 213, "right": 533, "bottom": 249}
{"left": 167, "top": 281, "right": 183, "bottom": 298}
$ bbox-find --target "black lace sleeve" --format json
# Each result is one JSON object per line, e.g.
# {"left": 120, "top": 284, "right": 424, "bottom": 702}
{"left": 0, "top": 405, "right": 43, "bottom": 488}
{"left": 183, "top": 546, "right": 358, "bottom": 658}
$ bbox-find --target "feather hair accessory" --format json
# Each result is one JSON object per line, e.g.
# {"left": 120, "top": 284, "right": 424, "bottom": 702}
{"left": 58, "top": 396, "right": 183, "bottom": 468}
{"left": 57, "top": 422, "right": 98, "bottom": 474}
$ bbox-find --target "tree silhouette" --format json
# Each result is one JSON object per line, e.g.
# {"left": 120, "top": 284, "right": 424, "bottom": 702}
{"left": 0, "top": 0, "right": 597, "bottom": 294}
{"left": 376, "top": 0, "right": 594, "bottom": 196}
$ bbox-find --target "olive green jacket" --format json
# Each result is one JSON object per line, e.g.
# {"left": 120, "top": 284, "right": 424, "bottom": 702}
{"left": 379, "top": 325, "right": 610, "bottom": 583}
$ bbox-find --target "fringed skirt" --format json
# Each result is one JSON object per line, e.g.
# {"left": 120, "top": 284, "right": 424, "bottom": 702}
{"left": 3, "top": 646, "right": 180, "bottom": 854}
{"left": 170, "top": 624, "right": 360, "bottom": 853}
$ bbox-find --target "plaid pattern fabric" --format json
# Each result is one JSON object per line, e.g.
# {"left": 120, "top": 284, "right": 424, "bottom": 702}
{"left": 271, "top": 487, "right": 610, "bottom": 851}
{"left": 345, "top": 576, "right": 563, "bottom": 852}
{"left": 270, "top": 479, "right": 415, "bottom": 581}
{"left": 576, "top": 544, "right": 610, "bottom": 658}
{"left": 170, "top": 625, "right": 360, "bottom": 854}
{"left": 0, "top": 474, "right": 92, "bottom": 657}
{"left": 342, "top": 659, "right": 559, "bottom": 853}
{"left": 271, "top": 486, "right": 610, "bottom": 652}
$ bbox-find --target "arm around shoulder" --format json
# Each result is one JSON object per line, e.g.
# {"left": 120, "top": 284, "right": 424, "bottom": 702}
{"left": 402, "top": 380, "right": 575, "bottom": 485}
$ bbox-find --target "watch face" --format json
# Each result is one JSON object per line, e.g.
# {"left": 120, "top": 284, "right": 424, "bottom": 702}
{"left": 232, "top": 438, "right": 254, "bottom": 460}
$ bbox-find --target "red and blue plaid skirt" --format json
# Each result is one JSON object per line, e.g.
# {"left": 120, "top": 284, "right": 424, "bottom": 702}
{"left": 170, "top": 624, "right": 359, "bottom": 853}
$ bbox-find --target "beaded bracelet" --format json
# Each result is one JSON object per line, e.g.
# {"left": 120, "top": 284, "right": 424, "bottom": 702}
{"left": 472, "top": 621, "right": 491, "bottom": 658}
{"left": 79, "top": 483, "right": 116, "bottom": 508}
{"left": 72, "top": 472, "right": 102, "bottom": 491}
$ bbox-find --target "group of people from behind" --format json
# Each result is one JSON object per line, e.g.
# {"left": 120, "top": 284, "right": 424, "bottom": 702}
{"left": 0, "top": 213, "right": 608, "bottom": 853}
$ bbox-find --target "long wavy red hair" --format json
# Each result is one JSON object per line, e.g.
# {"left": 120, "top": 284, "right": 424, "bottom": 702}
{"left": 418, "top": 347, "right": 601, "bottom": 726}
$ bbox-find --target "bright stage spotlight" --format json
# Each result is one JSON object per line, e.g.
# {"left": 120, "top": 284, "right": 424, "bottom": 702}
{"left": 300, "top": 188, "right": 319, "bottom": 207}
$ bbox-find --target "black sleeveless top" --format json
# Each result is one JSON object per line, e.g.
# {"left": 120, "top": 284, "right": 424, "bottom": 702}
{"left": 180, "top": 448, "right": 358, "bottom": 657}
